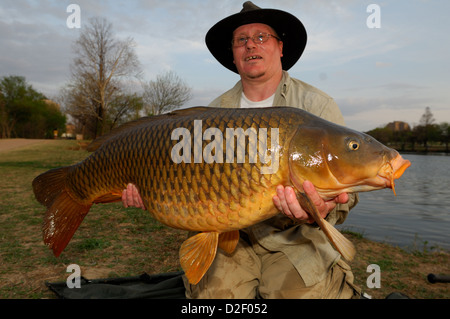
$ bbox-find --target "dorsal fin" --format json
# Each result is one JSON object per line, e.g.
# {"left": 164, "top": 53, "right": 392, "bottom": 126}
{"left": 169, "top": 106, "right": 211, "bottom": 116}
{"left": 87, "top": 116, "right": 157, "bottom": 151}
{"left": 86, "top": 107, "right": 213, "bottom": 152}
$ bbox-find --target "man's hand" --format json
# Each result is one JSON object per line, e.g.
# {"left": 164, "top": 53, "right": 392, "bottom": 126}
{"left": 122, "top": 183, "right": 146, "bottom": 210}
{"left": 272, "top": 180, "right": 348, "bottom": 223}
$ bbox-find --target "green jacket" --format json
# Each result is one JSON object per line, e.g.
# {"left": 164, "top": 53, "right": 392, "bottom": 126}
{"left": 209, "top": 71, "right": 359, "bottom": 287}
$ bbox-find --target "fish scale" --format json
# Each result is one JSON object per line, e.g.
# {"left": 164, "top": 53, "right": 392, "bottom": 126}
{"left": 107, "top": 109, "right": 289, "bottom": 233}
{"left": 32, "top": 106, "right": 411, "bottom": 284}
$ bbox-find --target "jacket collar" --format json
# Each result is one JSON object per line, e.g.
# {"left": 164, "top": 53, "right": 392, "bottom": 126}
{"left": 219, "top": 70, "right": 291, "bottom": 107}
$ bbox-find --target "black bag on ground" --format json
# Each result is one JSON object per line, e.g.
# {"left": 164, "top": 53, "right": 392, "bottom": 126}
{"left": 46, "top": 271, "right": 186, "bottom": 299}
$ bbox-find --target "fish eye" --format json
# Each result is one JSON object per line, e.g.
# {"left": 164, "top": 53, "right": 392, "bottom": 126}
{"left": 348, "top": 140, "right": 360, "bottom": 151}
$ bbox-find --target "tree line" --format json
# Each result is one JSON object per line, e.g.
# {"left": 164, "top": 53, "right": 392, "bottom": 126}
{"left": 1, "top": 17, "right": 191, "bottom": 140}
{"left": 366, "top": 107, "right": 450, "bottom": 153}
{"left": 0, "top": 76, "right": 66, "bottom": 139}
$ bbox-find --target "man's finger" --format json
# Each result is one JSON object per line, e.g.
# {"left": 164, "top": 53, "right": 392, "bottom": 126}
{"left": 276, "top": 185, "right": 292, "bottom": 217}
{"left": 122, "top": 189, "right": 128, "bottom": 208}
{"left": 284, "top": 186, "right": 306, "bottom": 220}
{"left": 335, "top": 192, "right": 349, "bottom": 204}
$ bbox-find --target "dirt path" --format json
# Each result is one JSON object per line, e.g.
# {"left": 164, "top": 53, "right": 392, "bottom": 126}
{"left": 0, "top": 139, "right": 53, "bottom": 153}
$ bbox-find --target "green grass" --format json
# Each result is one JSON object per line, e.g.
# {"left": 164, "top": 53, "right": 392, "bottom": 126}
{"left": 346, "top": 233, "right": 449, "bottom": 299}
{"left": 0, "top": 140, "right": 185, "bottom": 298}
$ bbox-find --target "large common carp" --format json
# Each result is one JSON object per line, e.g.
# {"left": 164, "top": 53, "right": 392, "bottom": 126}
{"left": 32, "top": 107, "right": 410, "bottom": 284}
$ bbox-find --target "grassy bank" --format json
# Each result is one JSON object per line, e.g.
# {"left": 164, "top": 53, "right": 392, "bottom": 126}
{"left": 0, "top": 139, "right": 448, "bottom": 299}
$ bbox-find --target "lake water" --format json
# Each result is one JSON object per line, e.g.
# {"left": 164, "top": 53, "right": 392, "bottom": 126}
{"left": 337, "top": 153, "right": 450, "bottom": 252}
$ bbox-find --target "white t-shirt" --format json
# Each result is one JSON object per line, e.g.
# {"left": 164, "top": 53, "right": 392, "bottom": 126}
{"left": 240, "top": 92, "right": 275, "bottom": 108}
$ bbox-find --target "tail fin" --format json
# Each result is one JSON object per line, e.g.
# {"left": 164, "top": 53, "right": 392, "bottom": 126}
{"left": 32, "top": 167, "right": 91, "bottom": 257}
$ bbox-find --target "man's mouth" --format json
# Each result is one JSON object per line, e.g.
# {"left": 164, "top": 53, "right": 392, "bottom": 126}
{"left": 245, "top": 55, "right": 262, "bottom": 62}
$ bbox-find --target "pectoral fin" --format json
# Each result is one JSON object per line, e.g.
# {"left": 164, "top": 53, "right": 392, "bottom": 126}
{"left": 297, "top": 192, "right": 356, "bottom": 261}
{"left": 179, "top": 232, "right": 219, "bottom": 285}
{"left": 93, "top": 191, "right": 123, "bottom": 204}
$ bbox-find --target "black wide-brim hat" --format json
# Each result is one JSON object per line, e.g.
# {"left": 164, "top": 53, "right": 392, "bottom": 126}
{"left": 205, "top": 1, "right": 307, "bottom": 74}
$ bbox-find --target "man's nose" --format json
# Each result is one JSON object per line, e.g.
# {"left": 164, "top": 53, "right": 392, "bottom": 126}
{"left": 245, "top": 38, "right": 257, "bottom": 49}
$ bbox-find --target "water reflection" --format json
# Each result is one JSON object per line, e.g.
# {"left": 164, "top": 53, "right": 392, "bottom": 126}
{"left": 338, "top": 154, "right": 450, "bottom": 251}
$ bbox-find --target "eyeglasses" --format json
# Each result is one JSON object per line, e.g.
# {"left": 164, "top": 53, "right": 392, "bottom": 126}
{"left": 232, "top": 32, "right": 281, "bottom": 47}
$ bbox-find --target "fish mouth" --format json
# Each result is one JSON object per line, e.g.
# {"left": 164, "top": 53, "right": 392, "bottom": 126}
{"left": 377, "top": 153, "right": 411, "bottom": 195}
{"left": 309, "top": 153, "right": 410, "bottom": 199}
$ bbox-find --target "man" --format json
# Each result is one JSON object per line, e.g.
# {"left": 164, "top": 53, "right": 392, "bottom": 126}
{"left": 123, "top": 1, "right": 361, "bottom": 298}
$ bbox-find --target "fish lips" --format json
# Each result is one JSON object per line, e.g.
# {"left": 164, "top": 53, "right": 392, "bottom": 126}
{"left": 392, "top": 155, "right": 411, "bottom": 180}
{"left": 377, "top": 153, "right": 411, "bottom": 195}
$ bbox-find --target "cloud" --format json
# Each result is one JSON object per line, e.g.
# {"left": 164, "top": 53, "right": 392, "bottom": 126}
{"left": 0, "top": 19, "right": 76, "bottom": 96}
{"left": 375, "top": 62, "right": 392, "bottom": 68}
{"left": 375, "top": 82, "right": 428, "bottom": 92}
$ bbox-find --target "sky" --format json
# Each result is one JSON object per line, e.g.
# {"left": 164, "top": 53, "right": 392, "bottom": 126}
{"left": 0, "top": 0, "right": 449, "bottom": 132}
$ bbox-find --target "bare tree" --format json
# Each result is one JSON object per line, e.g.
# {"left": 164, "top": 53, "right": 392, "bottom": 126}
{"left": 63, "top": 17, "right": 142, "bottom": 138}
{"left": 419, "top": 106, "right": 435, "bottom": 126}
{"left": 418, "top": 106, "right": 437, "bottom": 152}
{"left": 142, "top": 70, "right": 192, "bottom": 115}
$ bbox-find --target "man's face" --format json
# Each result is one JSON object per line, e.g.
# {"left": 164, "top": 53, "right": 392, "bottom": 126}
{"left": 232, "top": 23, "right": 283, "bottom": 81}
